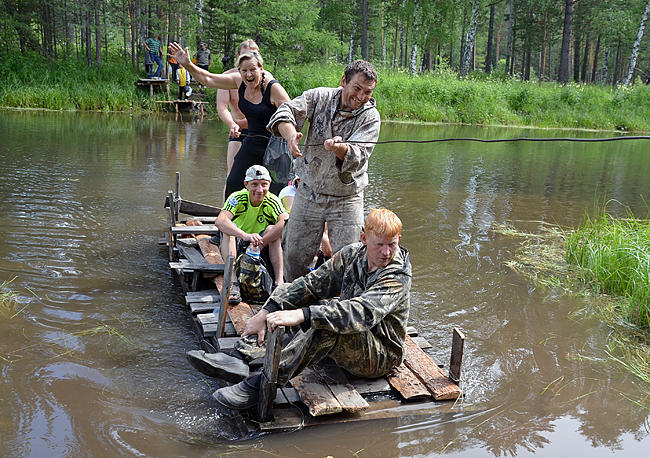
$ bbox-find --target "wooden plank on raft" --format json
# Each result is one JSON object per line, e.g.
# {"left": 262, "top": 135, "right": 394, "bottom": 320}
{"left": 349, "top": 377, "right": 391, "bottom": 395}
{"left": 169, "top": 262, "right": 224, "bottom": 272}
{"left": 172, "top": 226, "right": 220, "bottom": 235}
{"left": 189, "top": 302, "right": 218, "bottom": 314}
{"left": 290, "top": 368, "right": 342, "bottom": 416}
{"left": 185, "top": 290, "right": 220, "bottom": 302}
{"left": 178, "top": 245, "right": 209, "bottom": 265}
{"left": 227, "top": 302, "right": 254, "bottom": 335}
{"left": 313, "top": 364, "right": 369, "bottom": 413}
{"left": 386, "top": 363, "right": 431, "bottom": 400}
{"left": 402, "top": 335, "right": 461, "bottom": 401}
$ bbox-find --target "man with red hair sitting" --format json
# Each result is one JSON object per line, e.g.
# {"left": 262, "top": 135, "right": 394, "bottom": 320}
{"left": 186, "top": 208, "right": 412, "bottom": 411}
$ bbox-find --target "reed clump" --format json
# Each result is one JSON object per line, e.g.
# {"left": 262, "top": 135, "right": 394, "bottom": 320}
{"left": 566, "top": 207, "right": 650, "bottom": 331}
{"left": 0, "top": 278, "right": 22, "bottom": 318}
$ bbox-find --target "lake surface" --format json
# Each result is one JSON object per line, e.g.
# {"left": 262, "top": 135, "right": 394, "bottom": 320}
{"left": 1, "top": 109, "right": 650, "bottom": 457}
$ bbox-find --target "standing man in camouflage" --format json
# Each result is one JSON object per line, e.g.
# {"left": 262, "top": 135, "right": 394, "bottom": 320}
{"left": 267, "top": 60, "right": 380, "bottom": 282}
{"left": 186, "top": 208, "right": 411, "bottom": 411}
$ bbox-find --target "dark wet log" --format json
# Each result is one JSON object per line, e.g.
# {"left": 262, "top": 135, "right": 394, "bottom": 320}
{"left": 386, "top": 363, "right": 431, "bottom": 400}
{"left": 314, "top": 364, "right": 368, "bottom": 412}
{"left": 228, "top": 302, "right": 254, "bottom": 335}
{"left": 290, "top": 368, "right": 342, "bottom": 416}
{"left": 258, "top": 325, "right": 284, "bottom": 422}
{"left": 449, "top": 327, "right": 465, "bottom": 384}
{"left": 403, "top": 335, "right": 461, "bottom": 401}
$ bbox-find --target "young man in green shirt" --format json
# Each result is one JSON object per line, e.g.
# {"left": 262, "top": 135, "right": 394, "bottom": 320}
{"left": 216, "top": 165, "right": 288, "bottom": 302}
{"left": 143, "top": 35, "right": 163, "bottom": 78}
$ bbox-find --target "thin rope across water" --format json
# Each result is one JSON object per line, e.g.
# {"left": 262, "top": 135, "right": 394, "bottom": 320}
{"left": 235, "top": 133, "right": 650, "bottom": 147}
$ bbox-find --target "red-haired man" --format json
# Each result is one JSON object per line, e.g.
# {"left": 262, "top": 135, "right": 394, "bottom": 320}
{"left": 186, "top": 208, "right": 411, "bottom": 411}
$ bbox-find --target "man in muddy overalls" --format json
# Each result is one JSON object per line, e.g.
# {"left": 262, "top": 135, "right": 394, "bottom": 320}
{"left": 267, "top": 60, "right": 381, "bottom": 282}
{"left": 186, "top": 208, "right": 411, "bottom": 411}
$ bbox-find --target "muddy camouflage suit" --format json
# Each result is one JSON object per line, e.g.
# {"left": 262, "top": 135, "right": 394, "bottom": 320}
{"left": 235, "top": 242, "right": 411, "bottom": 386}
{"left": 267, "top": 87, "right": 381, "bottom": 282}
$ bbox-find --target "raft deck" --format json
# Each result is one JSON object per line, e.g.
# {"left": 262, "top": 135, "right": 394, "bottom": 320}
{"left": 161, "top": 173, "right": 464, "bottom": 432}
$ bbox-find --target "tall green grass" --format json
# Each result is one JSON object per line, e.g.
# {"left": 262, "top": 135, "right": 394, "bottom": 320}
{"left": 0, "top": 53, "right": 157, "bottom": 111}
{"left": 274, "top": 63, "right": 650, "bottom": 132}
{"left": 566, "top": 204, "right": 650, "bottom": 330}
{"left": 3, "top": 54, "right": 650, "bottom": 131}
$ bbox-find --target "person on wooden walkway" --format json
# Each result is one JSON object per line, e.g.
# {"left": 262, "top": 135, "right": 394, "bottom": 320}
{"left": 267, "top": 60, "right": 380, "bottom": 282}
{"left": 186, "top": 208, "right": 411, "bottom": 411}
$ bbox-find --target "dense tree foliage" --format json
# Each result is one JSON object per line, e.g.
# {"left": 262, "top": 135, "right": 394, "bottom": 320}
{"left": 1, "top": 0, "right": 649, "bottom": 84}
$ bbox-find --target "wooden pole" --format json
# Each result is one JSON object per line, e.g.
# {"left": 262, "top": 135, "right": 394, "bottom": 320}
{"left": 216, "top": 254, "right": 234, "bottom": 338}
{"left": 258, "top": 324, "right": 284, "bottom": 422}
{"left": 449, "top": 327, "right": 465, "bottom": 384}
{"left": 175, "top": 171, "right": 181, "bottom": 221}
{"left": 167, "top": 190, "right": 176, "bottom": 261}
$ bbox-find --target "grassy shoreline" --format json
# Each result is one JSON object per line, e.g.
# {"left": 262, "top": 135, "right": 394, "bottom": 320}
{"left": 497, "top": 206, "right": 650, "bottom": 385}
{"left": 2, "top": 56, "right": 650, "bottom": 132}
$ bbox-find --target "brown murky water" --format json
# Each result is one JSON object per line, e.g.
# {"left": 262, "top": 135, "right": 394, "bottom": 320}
{"left": 1, "top": 109, "right": 649, "bottom": 457}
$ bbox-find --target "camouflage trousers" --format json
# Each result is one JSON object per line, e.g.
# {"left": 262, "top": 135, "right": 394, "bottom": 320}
{"left": 282, "top": 185, "right": 364, "bottom": 282}
{"left": 235, "top": 326, "right": 398, "bottom": 387}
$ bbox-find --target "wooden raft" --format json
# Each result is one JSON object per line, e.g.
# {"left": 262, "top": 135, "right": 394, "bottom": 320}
{"left": 162, "top": 172, "right": 465, "bottom": 432}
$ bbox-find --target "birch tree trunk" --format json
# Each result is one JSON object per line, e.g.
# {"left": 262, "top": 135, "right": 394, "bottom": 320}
{"left": 409, "top": 0, "right": 421, "bottom": 76}
{"left": 460, "top": 0, "right": 480, "bottom": 77}
{"left": 622, "top": 0, "right": 650, "bottom": 85}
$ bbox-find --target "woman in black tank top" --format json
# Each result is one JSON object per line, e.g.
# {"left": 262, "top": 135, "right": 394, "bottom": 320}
{"left": 167, "top": 44, "right": 291, "bottom": 197}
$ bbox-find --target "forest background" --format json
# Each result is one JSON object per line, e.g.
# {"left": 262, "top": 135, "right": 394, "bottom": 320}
{"left": 2, "top": 0, "right": 650, "bottom": 132}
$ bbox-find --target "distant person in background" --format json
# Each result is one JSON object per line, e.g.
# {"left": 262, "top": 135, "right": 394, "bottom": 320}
{"left": 195, "top": 43, "right": 212, "bottom": 87}
{"left": 217, "top": 39, "right": 267, "bottom": 204}
{"left": 143, "top": 48, "right": 154, "bottom": 79}
{"left": 168, "top": 43, "right": 179, "bottom": 83}
{"left": 176, "top": 63, "right": 190, "bottom": 100}
{"left": 144, "top": 35, "right": 163, "bottom": 78}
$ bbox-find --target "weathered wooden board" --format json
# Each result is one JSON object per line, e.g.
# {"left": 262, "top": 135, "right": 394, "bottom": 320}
{"left": 314, "top": 364, "right": 368, "bottom": 413}
{"left": 177, "top": 245, "right": 208, "bottom": 265}
{"left": 290, "top": 368, "right": 342, "bottom": 416}
{"left": 172, "top": 225, "right": 220, "bottom": 235}
{"left": 449, "top": 327, "right": 465, "bottom": 384}
{"left": 274, "top": 386, "right": 301, "bottom": 406}
{"left": 386, "top": 363, "right": 431, "bottom": 400}
{"left": 258, "top": 326, "right": 284, "bottom": 421}
{"left": 403, "top": 335, "right": 461, "bottom": 401}
{"left": 411, "top": 336, "right": 433, "bottom": 349}
{"left": 349, "top": 377, "right": 391, "bottom": 395}
{"left": 169, "top": 262, "right": 224, "bottom": 273}
{"left": 202, "top": 322, "right": 237, "bottom": 338}
{"left": 185, "top": 291, "right": 220, "bottom": 303}
{"left": 217, "top": 336, "right": 240, "bottom": 350}
{"left": 189, "top": 302, "right": 218, "bottom": 314}
{"left": 227, "top": 302, "right": 254, "bottom": 335}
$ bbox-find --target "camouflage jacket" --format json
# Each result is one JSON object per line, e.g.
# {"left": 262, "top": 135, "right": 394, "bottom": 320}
{"left": 263, "top": 242, "right": 411, "bottom": 363}
{"left": 267, "top": 87, "right": 380, "bottom": 197}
